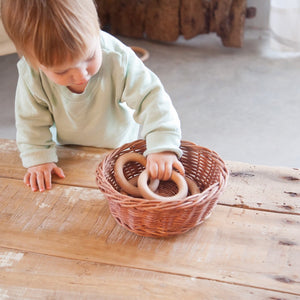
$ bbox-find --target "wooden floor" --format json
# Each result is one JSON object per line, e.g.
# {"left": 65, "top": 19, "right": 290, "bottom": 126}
{"left": 0, "top": 139, "right": 299, "bottom": 299}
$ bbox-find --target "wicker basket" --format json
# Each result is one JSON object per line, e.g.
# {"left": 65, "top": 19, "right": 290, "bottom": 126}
{"left": 96, "top": 139, "right": 228, "bottom": 238}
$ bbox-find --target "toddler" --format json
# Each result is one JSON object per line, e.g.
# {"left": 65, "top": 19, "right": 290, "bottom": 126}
{"left": 1, "top": 0, "right": 184, "bottom": 192}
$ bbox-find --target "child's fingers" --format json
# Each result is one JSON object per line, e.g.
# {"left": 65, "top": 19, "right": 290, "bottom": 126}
{"left": 148, "top": 162, "right": 158, "bottom": 179}
{"left": 24, "top": 172, "right": 31, "bottom": 187}
{"left": 156, "top": 162, "right": 166, "bottom": 180}
{"left": 149, "top": 162, "right": 172, "bottom": 181}
{"left": 36, "top": 172, "right": 46, "bottom": 192}
{"left": 52, "top": 167, "right": 65, "bottom": 178}
{"left": 162, "top": 162, "right": 172, "bottom": 181}
{"left": 29, "top": 172, "right": 38, "bottom": 192}
{"left": 24, "top": 163, "right": 65, "bottom": 192}
{"left": 44, "top": 170, "right": 52, "bottom": 190}
{"left": 173, "top": 160, "right": 185, "bottom": 175}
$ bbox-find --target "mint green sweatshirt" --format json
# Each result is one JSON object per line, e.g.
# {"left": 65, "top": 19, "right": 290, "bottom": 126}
{"left": 15, "top": 31, "right": 182, "bottom": 168}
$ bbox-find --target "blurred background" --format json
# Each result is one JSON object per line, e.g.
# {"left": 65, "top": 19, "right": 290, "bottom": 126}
{"left": 0, "top": 0, "right": 299, "bottom": 168}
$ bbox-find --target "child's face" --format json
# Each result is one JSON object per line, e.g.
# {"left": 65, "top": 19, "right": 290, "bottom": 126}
{"left": 39, "top": 37, "right": 102, "bottom": 91}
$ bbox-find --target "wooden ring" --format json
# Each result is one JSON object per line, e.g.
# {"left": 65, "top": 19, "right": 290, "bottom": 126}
{"left": 119, "top": 177, "right": 160, "bottom": 196}
{"left": 138, "top": 170, "right": 188, "bottom": 201}
{"left": 122, "top": 176, "right": 199, "bottom": 197}
{"left": 185, "top": 177, "right": 200, "bottom": 195}
{"left": 130, "top": 46, "right": 150, "bottom": 62}
{"left": 114, "top": 152, "right": 159, "bottom": 197}
{"left": 129, "top": 176, "right": 160, "bottom": 192}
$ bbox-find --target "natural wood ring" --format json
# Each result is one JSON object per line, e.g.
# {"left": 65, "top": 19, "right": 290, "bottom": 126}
{"left": 120, "top": 176, "right": 160, "bottom": 195}
{"left": 138, "top": 170, "right": 188, "bottom": 201}
{"left": 185, "top": 177, "right": 200, "bottom": 195}
{"left": 122, "top": 176, "right": 199, "bottom": 197}
{"left": 130, "top": 46, "right": 150, "bottom": 62}
{"left": 114, "top": 152, "right": 159, "bottom": 197}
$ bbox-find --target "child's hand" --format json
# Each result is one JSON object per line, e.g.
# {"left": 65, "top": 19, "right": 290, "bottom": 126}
{"left": 24, "top": 162, "right": 65, "bottom": 192}
{"left": 146, "top": 151, "right": 185, "bottom": 181}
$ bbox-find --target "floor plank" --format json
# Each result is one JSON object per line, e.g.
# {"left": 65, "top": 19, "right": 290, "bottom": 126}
{"left": 2, "top": 248, "right": 299, "bottom": 300}
{"left": 0, "top": 139, "right": 299, "bottom": 214}
{"left": 221, "top": 161, "right": 300, "bottom": 214}
{"left": 1, "top": 178, "right": 299, "bottom": 295}
{"left": 0, "top": 139, "right": 109, "bottom": 188}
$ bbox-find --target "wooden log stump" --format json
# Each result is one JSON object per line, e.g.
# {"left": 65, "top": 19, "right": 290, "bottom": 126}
{"left": 221, "top": 0, "right": 247, "bottom": 47}
{"left": 109, "top": 0, "right": 147, "bottom": 38}
{"left": 95, "top": 0, "right": 112, "bottom": 29}
{"left": 145, "top": 0, "right": 180, "bottom": 42}
{"left": 95, "top": 0, "right": 254, "bottom": 48}
{"left": 180, "top": 0, "right": 210, "bottom": 39}
{"left": 210, "top": 0, "right": 247, "bottom": 48}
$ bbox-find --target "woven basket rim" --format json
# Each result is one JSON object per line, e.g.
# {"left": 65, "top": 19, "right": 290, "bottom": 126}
{"left": 96, "top": 139, "right": 229, "bottom": 206}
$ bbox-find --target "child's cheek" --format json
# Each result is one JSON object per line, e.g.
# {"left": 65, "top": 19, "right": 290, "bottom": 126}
{"left": 90, "top": 56, "right": 102, "bottom": 76}
{"left": 50, "top": 74, "right": 69, "bottom": 86}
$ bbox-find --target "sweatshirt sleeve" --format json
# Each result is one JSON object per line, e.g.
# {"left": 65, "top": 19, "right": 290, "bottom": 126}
{"left": 15, "top": 61, "right": 57, "bottom": 168}
{"left": 120, "top": 47, "right": 182, "bottom": 157}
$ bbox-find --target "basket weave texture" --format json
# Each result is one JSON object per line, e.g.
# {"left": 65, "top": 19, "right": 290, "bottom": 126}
{"left": 96, "top": 139, "right": 228, "bottom": 237}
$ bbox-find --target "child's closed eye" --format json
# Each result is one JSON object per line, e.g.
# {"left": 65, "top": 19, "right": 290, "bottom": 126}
{"left": 55, "top": 70, "right": 68, "bottom": 75}
{"left": 86, "top": 52, "right": 96, "bottom": 62}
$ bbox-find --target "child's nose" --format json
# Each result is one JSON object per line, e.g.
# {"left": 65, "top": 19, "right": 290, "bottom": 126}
{"left": 72, "top": 67, "right": 89, "bottom": 83}
{"left": 76, "top": 67, "right": 88, "bottom": 78}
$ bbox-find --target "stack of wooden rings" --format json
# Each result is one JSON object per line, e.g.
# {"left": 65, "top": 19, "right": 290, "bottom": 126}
{"left": 114, "top": 153, "right": 200, "bottom": 201}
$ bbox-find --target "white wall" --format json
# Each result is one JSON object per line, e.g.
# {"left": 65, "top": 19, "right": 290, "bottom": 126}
{"left": 245, "top": 0, "right": 271, "bottom": 30}
{"left": 269, "top": 0, "right": 300, "bottom": 52}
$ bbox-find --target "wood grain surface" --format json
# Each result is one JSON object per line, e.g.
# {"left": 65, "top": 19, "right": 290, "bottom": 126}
{"left": 0, "top": 139, "right": 299, "bottom": 299}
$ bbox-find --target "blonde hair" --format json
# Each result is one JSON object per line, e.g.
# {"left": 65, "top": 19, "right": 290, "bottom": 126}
{"left": 1, "top": 0, "right": 100, "bottom": 67}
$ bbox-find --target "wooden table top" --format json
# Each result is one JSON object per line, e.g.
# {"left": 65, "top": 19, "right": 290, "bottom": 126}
{"left": 0, "top": 139, "right": 299, "bottom": 299}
